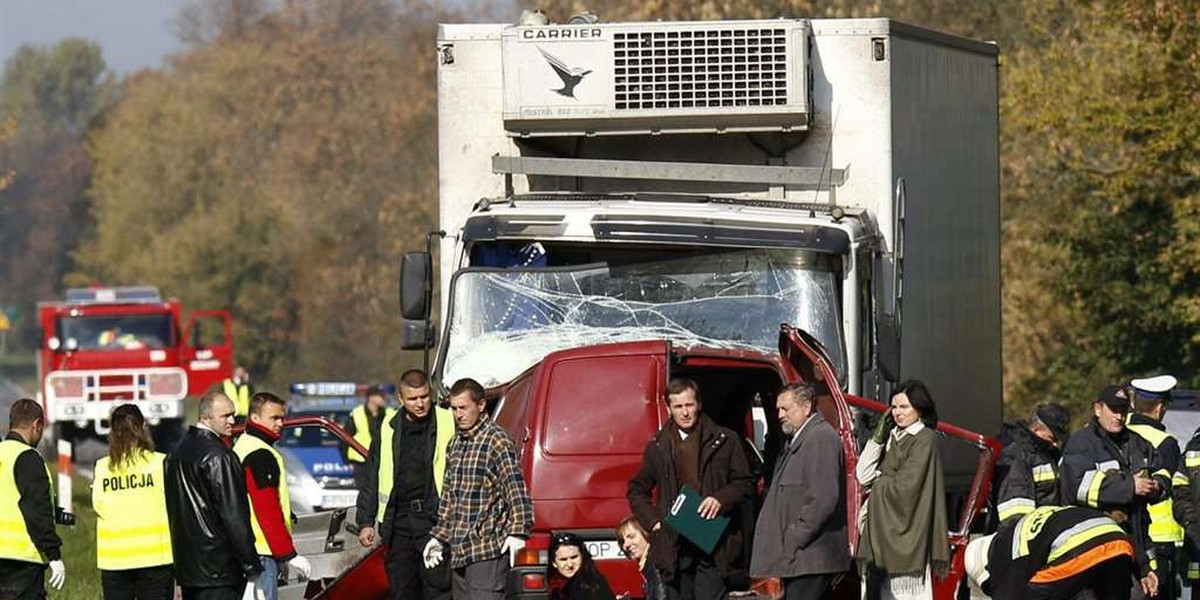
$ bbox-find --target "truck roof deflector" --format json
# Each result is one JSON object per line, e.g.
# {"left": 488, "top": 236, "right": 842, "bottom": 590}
{"left": 492, "top": 155, "right": 845, "bottom": 188}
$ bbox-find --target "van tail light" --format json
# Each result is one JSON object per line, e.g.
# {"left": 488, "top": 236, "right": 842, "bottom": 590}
{"left": 514, "top": 532, "right": 551, "bottom": 566}
{"left": 522, "top": 573, "right": 546, "bottom": 590}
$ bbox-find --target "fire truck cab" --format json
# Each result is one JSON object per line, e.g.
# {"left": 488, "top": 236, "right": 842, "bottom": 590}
{"left": 37, "top": 286, "right": 234, "bottom": 446}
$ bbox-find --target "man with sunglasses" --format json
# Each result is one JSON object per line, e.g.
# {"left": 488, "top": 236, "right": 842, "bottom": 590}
{"left": 356, "top": 370, "right": 453, "bottom": 600}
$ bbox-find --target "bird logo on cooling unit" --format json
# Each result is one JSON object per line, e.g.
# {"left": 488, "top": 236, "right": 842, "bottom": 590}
{"left": 537, "top": 46, "right": 592, "bottom": 98}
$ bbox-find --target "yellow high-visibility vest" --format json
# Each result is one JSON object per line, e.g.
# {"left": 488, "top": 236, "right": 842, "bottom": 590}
{"left": 375, "top": 406, "right": 454, "bottom": 523}
{"left": 348, "top": 405, "right": 397, "bottom": 463}
{"left": 93, "top": 450, "right": 173, "bottom": 570}
{"left": 223, "top": 379, "right": 251, "bottom": 417}
{"left": 1127, "top": 421, "right": 1185, "bottom": 543}
{"left": 0, "top": 439, "right": 53, "bottom": 564}
{"left": 233, "top": 432, "right": 291, "bottom": 556}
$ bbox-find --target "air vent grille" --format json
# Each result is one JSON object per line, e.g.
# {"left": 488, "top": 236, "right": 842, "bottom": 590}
{"left": 613, "top": 27, "right": 790, "bottom": 111}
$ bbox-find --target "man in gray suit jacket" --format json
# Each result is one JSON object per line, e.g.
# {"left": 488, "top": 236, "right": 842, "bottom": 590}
{"left": 750, "top": 383, "right": 849, "bottom": 600}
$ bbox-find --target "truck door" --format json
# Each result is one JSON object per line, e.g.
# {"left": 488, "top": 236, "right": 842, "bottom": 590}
{"left": 776, "top": 323, "right": 862, "bottom": 550}
{"left": 183, "top": 310, "right": 234, "bottom": 396}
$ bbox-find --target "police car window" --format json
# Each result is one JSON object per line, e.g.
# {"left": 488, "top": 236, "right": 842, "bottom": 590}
{"left": 279, "top": 413, "right": 346, "bottom": 447}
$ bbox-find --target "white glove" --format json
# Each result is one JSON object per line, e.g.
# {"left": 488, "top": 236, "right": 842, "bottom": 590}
{"left": 242, "top": 575, "right": 266, "bottom": 600}
{"left": 287, "top": 555, "right": 312, "bottom": 580}
{"left": 48, "top": 560, "right": 65, "bottom": 590}
{"left": 501, "top": 536, "right": 526, "bottom": 567}
{"left": 423, "top": 538, "right": 444, "bottom": 569}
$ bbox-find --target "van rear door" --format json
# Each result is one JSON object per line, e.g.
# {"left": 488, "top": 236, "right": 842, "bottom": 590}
{"left": 531, "top": 340, "right": 669, "bottom": 597}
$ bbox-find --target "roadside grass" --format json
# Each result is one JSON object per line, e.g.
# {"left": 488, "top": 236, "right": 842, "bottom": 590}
{"left": 51, "top": 474, "right": 100, "bottom": 599}
{"left": 0, "top": 352, "right": 37, "bottom": 393}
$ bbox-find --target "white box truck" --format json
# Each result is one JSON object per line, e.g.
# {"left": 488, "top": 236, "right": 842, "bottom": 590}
{"left": 410, "top": 16, "right": 1000, "bottom": 432}
{"left": 397, "top": 15, "right": 1002, "bottom": 599}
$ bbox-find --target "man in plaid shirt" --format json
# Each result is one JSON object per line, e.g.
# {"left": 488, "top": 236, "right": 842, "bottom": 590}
{"left": 423, "top": 378, "right": 534, "bottom": 600}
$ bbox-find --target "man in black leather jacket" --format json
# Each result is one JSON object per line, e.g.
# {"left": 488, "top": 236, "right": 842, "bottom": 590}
{"left": 166, "top": 391, "right": 263, "bottom": 600}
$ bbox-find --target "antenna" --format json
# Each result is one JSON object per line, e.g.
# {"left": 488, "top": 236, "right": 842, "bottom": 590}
{"left": 812, "top": 105, "right": 841, "bottom": 204}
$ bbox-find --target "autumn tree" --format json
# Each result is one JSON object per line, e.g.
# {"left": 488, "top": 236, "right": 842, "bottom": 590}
{"left": 0, "top": 39, "right": 115, "bottom": 351}
{"left": 81, "top": 0, "right": 444, "bottom": 384}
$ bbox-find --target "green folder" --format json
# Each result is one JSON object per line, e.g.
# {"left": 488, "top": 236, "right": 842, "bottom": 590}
{"left": 664, "top": 485, "right": 730, "bottom": 554}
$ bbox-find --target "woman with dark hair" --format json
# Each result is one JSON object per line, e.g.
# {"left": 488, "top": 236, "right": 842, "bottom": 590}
{"left": 548, "top": 532, "right": 617, "bottom": 600}
{"left": 855, "top": 380, "right": 949, "bottom": 600}
{"left": 91, "top": 404, "right": 175, "bottom": 600}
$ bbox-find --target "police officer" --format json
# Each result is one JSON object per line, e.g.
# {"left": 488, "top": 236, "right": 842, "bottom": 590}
{"left": 355, "top": 369, "right": 452, "bottom": 600}
{"left": 92, "top": 404, "right": 174, "bottom": 600}
{"left": 995, "top": 403, "right": 1071, "bottom": 523}
{"left": 345, "top": 385, "right": 396, "bottom": 490}
{"left": 0, "top": 398, "right": 65, "bottom": 599}
{"left": 1126, "top": 375, "right": 1183, "bottom": 600}
{"left": 964, "top": 505, "right": 1140, "bottom": 600}
{"left": 1060, "top": 385, "right": 1166, "bottom": 597}
{"left": 222, "top": 366, "right": 253, "bottom": 419}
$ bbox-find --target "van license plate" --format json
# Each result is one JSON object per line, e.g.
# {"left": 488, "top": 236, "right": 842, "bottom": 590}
{"left": 585, "top": 540, "right": 625, "bottom": 561}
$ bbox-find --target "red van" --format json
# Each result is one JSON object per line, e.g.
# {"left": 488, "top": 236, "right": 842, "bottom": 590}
{"left": 490, "top": 324, "right": 1000, "bottom": 600}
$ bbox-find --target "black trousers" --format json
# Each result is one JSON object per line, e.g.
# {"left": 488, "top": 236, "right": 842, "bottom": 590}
{"left": 0, "top": 560, "right": 45, "bottom": 600}
{"left": 387, "top": 507, "right": 451, "bottom": 600}
{"left": 665, "top": 544, "right": 725, "bottom": 600}
{"left": 101, "top": 565, "right": 174, "bottom": 600}
{"left": 181, "top": 585, "right": 243, "bottom": 600}
{"left": 783, "top": 573, "right": 832, "bottom": 600}
{"left": 1147, "top": 543, "right": 1177, "bottom": 600}
{"left": 1027, "top": 555, "right": 1134, "bottom": 600}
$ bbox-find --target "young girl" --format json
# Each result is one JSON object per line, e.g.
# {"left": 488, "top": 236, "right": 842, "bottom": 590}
{"left": 617, "top": 516, "right": 666, "bottom": 600}
{"left": 548, "top": 532, "right": 617, "bottom": 600}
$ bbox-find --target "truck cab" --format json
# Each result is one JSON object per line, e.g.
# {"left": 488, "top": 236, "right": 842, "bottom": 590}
{"left": 37, "top": 286, "right": 233, "bottom": 446}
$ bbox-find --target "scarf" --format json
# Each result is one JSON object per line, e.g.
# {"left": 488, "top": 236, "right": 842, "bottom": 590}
{"left": 857, "top": 426, "right": 950, "bottom": 579}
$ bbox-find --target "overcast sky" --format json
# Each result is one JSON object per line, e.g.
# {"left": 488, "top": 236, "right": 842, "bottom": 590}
{"left": 0, "top": 0, "right": 190, "bottom": 74}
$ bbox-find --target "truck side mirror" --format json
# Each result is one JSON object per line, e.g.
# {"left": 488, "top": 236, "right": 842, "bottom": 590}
{"left": 400, "top": 252, "right": 432, "bottom": 321}
{"left": 877, "top": 314, "right": 900, "bottom": 383}
{"left": 400, "top": 320, "right": 437, "bottom": 351}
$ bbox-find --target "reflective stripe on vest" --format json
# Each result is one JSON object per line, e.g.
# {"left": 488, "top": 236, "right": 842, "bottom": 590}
{"left": 1013, "top": 506, "right": 1069, "bottom": 559}
{"left": 1127, "top": 423, "right": 1185, "bottom": 543}
{"left": 224, "top": 380, "right": 251, "bottom": 417}
{"left": 1032, "top": 463, "right": 1057, "bottom": 483}
{"left": 233, "top": 434, "right": 291, "bottom": 555}
{"left": 375, "top": 406, "right": 454, "bottom": 524}
{"left": 0, "top": 439, "right": 53, "bottom": 564}
{"left": 348, "top": 405, "right": 396, "bottom": 464}
{"left": 93, "top": 450, "right": 173, "bottom": 569}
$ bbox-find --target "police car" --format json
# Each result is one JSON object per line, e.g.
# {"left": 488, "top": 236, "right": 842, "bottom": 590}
{"left": 282, "top": 381, "right": 395, "bottom": 513}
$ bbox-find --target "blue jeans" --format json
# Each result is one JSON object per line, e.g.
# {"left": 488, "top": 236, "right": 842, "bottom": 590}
{"left": 258, "top": 556, "right": 279, "bottom": 600}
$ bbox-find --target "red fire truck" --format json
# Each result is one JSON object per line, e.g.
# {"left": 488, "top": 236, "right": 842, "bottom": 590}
{"left": 37, "top": 286, "right": 234, "bottom": 446}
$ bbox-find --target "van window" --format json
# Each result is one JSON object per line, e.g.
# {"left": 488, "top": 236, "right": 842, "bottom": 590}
{"left": 543, "top": 355, "right": 661, "bottom": 456}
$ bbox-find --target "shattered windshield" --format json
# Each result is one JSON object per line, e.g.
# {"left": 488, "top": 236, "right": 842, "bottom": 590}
{"left": 440, "top": 249, "right": 844, "bottom": 387}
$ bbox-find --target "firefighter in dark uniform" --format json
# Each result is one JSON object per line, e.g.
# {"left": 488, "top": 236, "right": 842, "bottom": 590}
{"left": 1172, "top": 405, "right": 1200, "bottom": 599}
{"left": 1059, "top": 385, "right": 1166, "bottom": 598}
{"left": 994, "top": 403, "right": 1072, "bottom": 523}
{"left": 964, "top": 505, "right": 1140, "bottom": 600}
{"left": 1125, "top": 375, "right": 1184, "bottom": 600}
